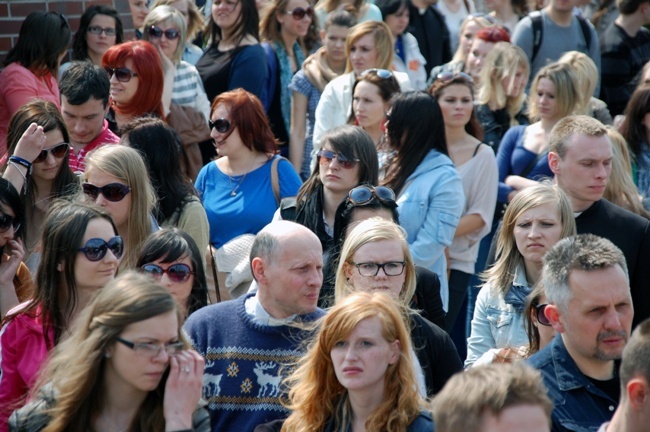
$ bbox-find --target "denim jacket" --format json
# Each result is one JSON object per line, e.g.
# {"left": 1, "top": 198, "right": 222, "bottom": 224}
{"left": 397, "top": 149, "right": 464, "bottom": 311}
{"left": 528, "top": 335, "right": 618, "bottom": 432}
{"left": 465, "top": 265, "right": 531, "bottom": 367}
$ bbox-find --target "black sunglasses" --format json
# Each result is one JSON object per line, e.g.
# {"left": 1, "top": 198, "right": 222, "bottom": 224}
{"left": 535, "top": 303, "right": 551, "bottom": 327}
{"left": 348, "top": 185, "right": 396, "bottom": 206}
{"left": 285, "top": 6, "right": 313, "bottom": 20}
{"left": 34, "top": 143, "right": 69, "bottom": 163}
{"left": 148, "top": 25, "right": 180, "bottom": 40}
{"left": 141, "top": 263, "right": 194, "bottom": 283}
{"left": 105, "top": 66, "right": 138, "bottom": 83}
{"left": 0, "top": 213, "right": 20, "bottom": 234}
{"left": 437, "top": 71, "right": 474, "bottom": 84}
{"left": 360, "top": 68, "right": 393, "bottom": 79}
{"left": 316, "top": 149, "right": 359, "bottom": 170}
{"left": 209, "top": 118, "right": 232, "bottom": 134}
{"left": 79, "top": 236, "right": 124, "bottom": 261}
{"left": 82, "top": 183, "right": 131, "bottom": 202}
{"left": 88, "top": 25, "right": 116, "bottom": 36}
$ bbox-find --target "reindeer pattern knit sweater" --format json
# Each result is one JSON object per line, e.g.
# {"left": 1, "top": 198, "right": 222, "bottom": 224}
{"left": 183, "top": 294, "right": 324, "bottom": 432}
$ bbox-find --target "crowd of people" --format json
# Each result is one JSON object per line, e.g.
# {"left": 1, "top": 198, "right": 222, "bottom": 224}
{"left": 2, "top": 0, "right": 650, "bottom": 430}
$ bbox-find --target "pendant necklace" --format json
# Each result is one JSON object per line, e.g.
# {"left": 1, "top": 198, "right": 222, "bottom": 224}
{"left": 228, "top": 156, "right": 257, "bottom": 196}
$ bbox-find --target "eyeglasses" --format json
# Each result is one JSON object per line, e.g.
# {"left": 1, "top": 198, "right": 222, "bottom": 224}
{"left": 209, "top": 118, "right": 232, "bottom": 134}
{"left": 88, "top": 25, "right": 116, "bottom": 36}
{"left": 116, "top": 337, "right": 184, "bottom": 358}
{"left": 351, "top": 261, "right": 406, "bottom": 277}
{"left": 437, "top": 71, "right": 474, "bottom": 84}
{"left": 78, "top": 236, "right": 124, "bottom": 261}
{"left": 148, "top": 25, "right": 180, "bottom": 40}
{"left": 82, "top": 183, "right": 131, "bottom": 202}
{"left": 285, "top": 6, "right": 313, "bottom": 20}
{"left": 34, "top": 143, "right": 69, "bottom": 163}
{"left": 348, "top": 185, "right": 396, "bottom": 206}
{"left": 535, "top": 303, "right": 551, "bottom": 327}
{"left": 317, "top": 149, "right": 359, "bottom": 170}
{"left": 141, "top": 263, "right": 194, "bottom": 283}
{"left": 0, "top": 213, "right": 20, "bottom": 234}
{"left": 105, "top": 66, "right": 138, "bottom": 83}
{"left": 360, "top": 68, "right": 393, "bottom": 79}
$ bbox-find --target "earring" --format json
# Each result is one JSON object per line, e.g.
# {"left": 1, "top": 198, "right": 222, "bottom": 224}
{"left": 105, "top": 352, "right": 111, "bottom": 358}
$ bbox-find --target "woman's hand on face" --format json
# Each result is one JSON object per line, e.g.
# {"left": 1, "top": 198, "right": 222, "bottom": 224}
{"left": 163, "top": 349, "right": 205, "bottom": 431}
{"left": 0, "top": 238, "right": 25, "bottom": 285}
{"left": 13, "top": 123, "right": 46, "bottom": 162}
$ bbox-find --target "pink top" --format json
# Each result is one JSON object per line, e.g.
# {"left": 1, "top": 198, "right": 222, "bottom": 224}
{"left": 0, "top": 63, "right": 60, "bottom": 159}
{"left": 67, "top": 120, "right": 120, "bottom": 173}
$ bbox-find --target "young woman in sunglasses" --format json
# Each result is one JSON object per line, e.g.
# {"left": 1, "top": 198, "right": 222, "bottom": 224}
{"left": 260, "top": 0, "right": 315, "bottom": 156}
{"left": 0, "top": 11, "right": 71, "bottom": 156}
{"left": 102, "top": 40, "right": 165, "bottom": 134}
{"left": 0, "top": 201, "right": 121, "bottom": 430}
{"left": 59, "top": 5, "right": 124, "bottom": 79}
{"left": 137, "top": 227, "right": 209, "bottom": 319}
{"left": 2, "top": 100, "right": 79, "bottom": 273}
{"left": 313, "top": 21, "right": 413, "bottom": 153}
{"left": 0, "top": 178, "right": 31, "bottom": 318}
{"left": 278, "top": 125, "right": 378, "bottom": 305}
{"left": 9, "top": 272, "right": 209, "bottom": 432}
{"left": 429, "top": 72, "right": 498, "bottom": 344}
{"left": 523, "top": 282, "right": 556, "bottom": 357}
{"left": 349, "top": 69, "right": 400, "bottom": 172}
{"left": 334, "top": 218, "right": 462, "bottom": 397}
{"left": 465, "top": 183, "right": 574, "bottom": 367}
{"left": 84, "top": 145, "right": 157, "bottom": 272}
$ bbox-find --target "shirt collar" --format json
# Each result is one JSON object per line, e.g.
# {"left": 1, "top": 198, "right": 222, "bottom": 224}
{"left": 244, "top": 293, "right": 297, "bottom": 326}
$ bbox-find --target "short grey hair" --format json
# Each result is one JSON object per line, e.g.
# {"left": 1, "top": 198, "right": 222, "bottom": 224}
{"left": 542, "top": 234, "right": 628, "bottom": 311}
{"left": 249, "top": 230, "right": 281, "bottom": 271}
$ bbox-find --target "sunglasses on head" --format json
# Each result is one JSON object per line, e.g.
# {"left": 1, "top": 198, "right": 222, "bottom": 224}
{"left": 317, "top": 149, "right": 359, "bottom": 170}
{"left": 466, "top": 13, "right": 498, "bottom": 25}
{"left": 535, "top": 303, "right": 551, "bottom": 327}
{"left": 82, "top": 183, "right": 131, "bottom": 202}
{"left": 79, "top": 236, "right": 124, "bottom": 261}
{"left": 360, "top": 68, "right": 393, "bottom": 79}
{"left": 437, "top": 71, "right": 474, "bottom": 84}
{"left": 148, "top": 25, "right": 180, "bottom": 40}
{"left": 0, "top": 213, "right": 20, "bottom": 234}
{"left": 105, "top": 66, "right": 138, "bottom": 83}
{"left": 209, "top": 118, "right": 232, "bottom": 134}
{"left": 34, "top": 143, "right": 69, "bottom": 163}
{"left": 348, "top": 185, "right": 396, "bottom": 206}
{"left": 88, "top": 25, "right": 116, "bottom": 36}
{"left": 141, "top": 263, "right": 194, "bottom": 283}
{"left": 285, "top": 6, "right": 313, "bottom": 20}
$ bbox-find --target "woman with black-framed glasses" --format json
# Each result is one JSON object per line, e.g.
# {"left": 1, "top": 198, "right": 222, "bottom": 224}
{"left": 2, "top": 100, "right": 79, "bottom": 274}
{"left": 59, "top": 5, "right": 124, "bottom": 79}
{"left": 9, "top": 272, "right": 209, "bottom": 432}
{"left": 0, "top": 201, "right": 120, "bottom": 429}
{"left": 334, "top": 217, "right": 462, "bottom": 397}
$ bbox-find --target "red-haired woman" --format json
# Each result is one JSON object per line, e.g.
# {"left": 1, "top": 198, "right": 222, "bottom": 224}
{"left": 195, "top": 89, "right": 301, "bottom": 293}
{"left": 102, "top": 40, "right": 165, "bottom": 133}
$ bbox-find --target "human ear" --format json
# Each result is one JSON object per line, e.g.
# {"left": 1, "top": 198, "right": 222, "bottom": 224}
{"left": 320, "top": 29, "right": 326, "bottom": 44}
{"left": 548, "top": 151, "right": 560, "bottom": 175}
{"left": 251, "top": 257, "right": 266, "bottom": 283}
{"left": 388, "top": 339, "right": 401, "bottom": 365}
{"left": 627, "top": 378, "right": 648, "bottom": 409}
{"left": 57, "top": 261, "right": 64, "bottom": 272}
{"left": 343, "top": 262, "right": 354, "bottom": 280}
{"left": 545, "top": 304, "right": 565, "bottom": 333}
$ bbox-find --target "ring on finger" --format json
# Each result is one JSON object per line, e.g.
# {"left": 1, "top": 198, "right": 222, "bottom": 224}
{"left": 183, "top": 366, "right": 190, "bottom": 373}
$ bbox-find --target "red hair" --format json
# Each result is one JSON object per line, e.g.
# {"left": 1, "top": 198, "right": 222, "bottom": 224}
{"left": 476, "top": 26, "right": 511, "bottom": 43}
{"left": 211, "top": 89, "right": 277, "bottom": 154}
{"left": 102, "top": 41, "right": 164, "bottom": 118}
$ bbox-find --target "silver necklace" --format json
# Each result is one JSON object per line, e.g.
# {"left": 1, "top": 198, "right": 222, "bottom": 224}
{"left": 228, "top": 156, "right": 257, "bottom": 196}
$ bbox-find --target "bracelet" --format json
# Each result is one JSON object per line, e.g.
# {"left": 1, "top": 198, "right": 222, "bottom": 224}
{"left": 8, "top": 155, "right": 32, "bottom": 170}
{"left": 7, "top": 161, "right": 28, "bottom": 184}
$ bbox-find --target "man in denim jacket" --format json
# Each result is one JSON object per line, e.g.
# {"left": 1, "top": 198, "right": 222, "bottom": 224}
{"left": 528, "top": 234, "right": 634, "bottom": 432}
{"left": 598, "top": 318, "right": 650, "bottom": 432}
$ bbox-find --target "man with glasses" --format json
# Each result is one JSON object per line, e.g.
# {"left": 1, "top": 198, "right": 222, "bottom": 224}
{"left": 59, "top": 62, "right": 119, "bottom": 173}
{"left": 529, "top": 234, "right": 633, "bottom": 431}
{"left": 184, "top": 221, "right": 325, "bottom": 432}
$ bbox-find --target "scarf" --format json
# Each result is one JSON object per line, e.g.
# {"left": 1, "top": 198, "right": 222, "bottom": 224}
{"left": 273, "top": 40, "right": 305, "bottom": 135}
{"left": 302, "top": 46, "right": 340, "bottom": 93}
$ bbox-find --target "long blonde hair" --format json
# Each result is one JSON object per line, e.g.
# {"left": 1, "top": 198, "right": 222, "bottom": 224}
{"left": 344, "top": 21, "right": 394, "bottom": 73}
{"left": 85, "top": 146, "right": 156, "bottom": 271}
{"left": 557, "top": 51, "right": 599, "bottom": 116}
{"left": 483, "top": 182, "right": 576, "bottom": 294}
{"left": 282, "top": 292, "right": 423, "bottom": 432}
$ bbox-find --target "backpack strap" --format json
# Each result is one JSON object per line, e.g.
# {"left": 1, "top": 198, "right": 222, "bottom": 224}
{"left": 531, "top": 11, "right": 543, "bottom": 64}
{"left": 576, "top": 14, "right": 592, "bottom": 52}
{"left": 271, "top": 155, "right": 282, "bottom": 206}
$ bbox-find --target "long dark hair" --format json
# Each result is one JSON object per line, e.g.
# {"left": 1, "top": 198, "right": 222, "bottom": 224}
{"left": 620, "top": 85, "right": 650, "bottom": 159}
{"left": 382, "top": 92, "right": 448, "bottom": 194}
{"left": 428, "top": 75, "right": 484, "bottom": 141}
{"left": 136, "top": 228, "right": 208, "bottom": 316}
{"left": 205, "top": 0, "right": 260, "bottom": 46}
{"left": 72, "top": 5, "right": 124, "bottom": 61}
{"left": 0, "top": 178, "right": 25, "bottom": 254}
{"left": 3, "top": 11, "right": 71, "bottom": 77}
{"left": 120, "top": 117, "right": 197, "bottom": 223}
